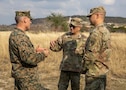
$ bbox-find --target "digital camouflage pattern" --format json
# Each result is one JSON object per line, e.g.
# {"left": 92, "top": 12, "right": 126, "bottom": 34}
{"left": 50, "top": 31, "right": 86, "bottom": 90}
{"left": 50, "top": 32, "right": 86, "bottom": 72}
{"left": 84, "top": 24, "right": 111, "bottom": 76}
{"left": 9, "top": 28, "right": 47, "bottom": 90}
{"left": 15, "top": 11, "right": 32, "bottom": 20}
{"left": 87, "top": 6, "right": 106, "bottom": 17}
{"left": 84, "top": 24, "right": 111, "bottom": 90}
{"left": 70, "top": 17, "right": 85, "bottom": 26}
{"left": 85, "top": 75, "right": 106, "bottom": 90}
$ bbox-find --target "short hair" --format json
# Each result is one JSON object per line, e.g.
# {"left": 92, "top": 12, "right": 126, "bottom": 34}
{"left": 15, "top": 16, "right": 22, "bottom": 23}
{"left": 15, "top": 16, "right": 28, "bottom": 23}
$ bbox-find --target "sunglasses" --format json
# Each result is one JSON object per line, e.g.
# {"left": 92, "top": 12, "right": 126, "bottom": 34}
{"left": 69, "top": 24, "right": 76, "bottom": 29}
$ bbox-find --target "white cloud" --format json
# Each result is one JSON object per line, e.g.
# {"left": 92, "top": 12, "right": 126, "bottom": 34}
{"left": 99, "top": 0, "right": 115, "bottom": 5}
{"left": 0, "top": 0, "right": 126, "bottom": 25}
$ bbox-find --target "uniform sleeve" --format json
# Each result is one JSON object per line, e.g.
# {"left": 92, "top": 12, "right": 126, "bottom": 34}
{"left": 84, "top": 32, "right": 101, "bottom": 62}
{"left": 99, "top": 30, "right": 111, "bottom": 61}
{"left": 50, "top": 36, "right": 63, "bottom": 52}
{"left": 101, "top": 30, "right": 111, "bottom": 51}
{"left": 17, "top": 34, "right": 46, "bottom": 66}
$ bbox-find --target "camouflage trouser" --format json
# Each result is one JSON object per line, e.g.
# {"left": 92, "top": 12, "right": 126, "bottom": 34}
{"left": 14, "top": 77, "right": 48, "bottom": 90}
{"left": 58, "top": 71, "right": 80, "bottom": 90}
{"left": 84, "top": 75, "right": 106, "bottom": 90}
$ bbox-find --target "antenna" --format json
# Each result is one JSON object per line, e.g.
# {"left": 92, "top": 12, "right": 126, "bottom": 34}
{"left": 68, "top": 17, "right": 72, "bottom": 24}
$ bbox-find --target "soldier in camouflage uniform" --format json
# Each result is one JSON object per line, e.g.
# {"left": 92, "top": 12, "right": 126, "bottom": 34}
{"left": 83, "top": 6, "right": 111, "bottom": 90}
{"left": 9, "top": 11, "right": 49, "bottom": 90}
{"left": 50, "top": 17, "right": 87, "bottom": 90}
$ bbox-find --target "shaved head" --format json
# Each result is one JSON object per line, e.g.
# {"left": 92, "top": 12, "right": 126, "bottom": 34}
{"left": 15, "top": 16, "right": 28, "bottom": 23}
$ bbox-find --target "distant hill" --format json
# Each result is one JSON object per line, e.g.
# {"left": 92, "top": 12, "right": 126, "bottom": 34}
{"left": 0, "top": 15, "right": 126, "bottom": 32}
{"left": 105, "top": 16, "right": 126, "bottom": 23}
{"left": 32, "top": 15, "right": 126, "bottom": 24}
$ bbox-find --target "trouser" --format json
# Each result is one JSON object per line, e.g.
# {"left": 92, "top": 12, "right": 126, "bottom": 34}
{"left": 84, "top": 75, "right": 106, "bottom": 90}
{"left": 58, "top": 70, "right": 80, "bottom": 90}
{"left": 14, "top": 77, "right": 48, "bottom": 90}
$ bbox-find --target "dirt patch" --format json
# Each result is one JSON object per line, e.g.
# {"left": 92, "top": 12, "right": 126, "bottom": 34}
{"left": 0, "top": 60, "right": 126, "bottom": 90}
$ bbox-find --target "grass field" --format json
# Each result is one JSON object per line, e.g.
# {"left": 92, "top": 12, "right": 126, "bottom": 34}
{"left": 0, "top": 31, "right": 126, "bottom": 90}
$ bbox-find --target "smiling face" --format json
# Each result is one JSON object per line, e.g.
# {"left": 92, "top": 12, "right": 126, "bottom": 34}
{"left": 69, "top": 24, "right": 82, "bottom": 35}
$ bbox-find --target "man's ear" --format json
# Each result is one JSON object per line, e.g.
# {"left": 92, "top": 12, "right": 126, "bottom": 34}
{"left": 23, "top": 17, "right": 27, "bottom": 23}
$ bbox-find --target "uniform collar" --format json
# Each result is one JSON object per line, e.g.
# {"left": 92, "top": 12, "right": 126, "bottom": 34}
{"left": 96, "top": 23, "right": 104, "bottom": 28}
{"left": 68, "top": 32, "right": 82, "bottom": 38}
{"left": 15, "top": 27, "right": 25, "bottom": 33}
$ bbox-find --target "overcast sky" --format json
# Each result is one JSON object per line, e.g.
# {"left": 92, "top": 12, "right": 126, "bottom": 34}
{"left": 0, "top": 0, "right": 125, "bottom": 25}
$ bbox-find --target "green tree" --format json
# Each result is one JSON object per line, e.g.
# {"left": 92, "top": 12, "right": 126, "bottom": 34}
{"left": 47, "top": 13, "right": 68, "bottom": 31}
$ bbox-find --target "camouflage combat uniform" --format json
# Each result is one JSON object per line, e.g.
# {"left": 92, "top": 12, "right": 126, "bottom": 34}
{"left": 83, "top": 24, "right": 111, "bottom": 90}
{"left": 9, "top": 28, "right": 47, "bottom": 90}
{"left": 50, "top": 32, "right": 86, "bottom": 90}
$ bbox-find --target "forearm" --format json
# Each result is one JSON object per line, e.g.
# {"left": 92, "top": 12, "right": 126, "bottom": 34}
{"left": 50, "top": 41, "right": 62, "bottom": 52}
{"left": 84, "top": 51, "right": 98, "bottom": 62}
{"left": 20, "top": 51, "right": 46, "bottom": 66}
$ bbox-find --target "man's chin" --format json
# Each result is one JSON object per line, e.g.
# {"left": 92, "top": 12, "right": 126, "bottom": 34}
{"left": 26, "top": 28, "right": 30, "bottom": 31}
{"left": 90, "top": 23, "right": 94, "bottom": 26}
{"left": 70, "top": 32, "right": 75, "bottom": 35}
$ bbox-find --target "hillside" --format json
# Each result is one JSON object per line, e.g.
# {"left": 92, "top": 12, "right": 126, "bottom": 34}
{"left": 105, "top": 16, "right": 126, "bottom": 23}
{"left": 32, "top": 15, "right": 126, "bottom": 24}
{"left": 0, "top": 15, "right": 126, "bottom": 32}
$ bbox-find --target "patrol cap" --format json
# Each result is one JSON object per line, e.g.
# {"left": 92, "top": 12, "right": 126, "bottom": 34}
{"left": 15, "top": 11, "right": 32, "bottom": 20}
{"left": 87, "top": 6, "right": 106, "bottom": 17}
{"left": 70, "top": 17, "right": 84, "bottom": 26}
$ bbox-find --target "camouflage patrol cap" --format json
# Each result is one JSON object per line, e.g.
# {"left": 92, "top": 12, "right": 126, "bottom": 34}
{"left": 70, "top": 17, "right": 84, "bottom": 26}
{"left": 87, "top": 6, "right": 106, "bottom": 17}
{"left": 15, "top": 11, "right": 32, "bottom": 20}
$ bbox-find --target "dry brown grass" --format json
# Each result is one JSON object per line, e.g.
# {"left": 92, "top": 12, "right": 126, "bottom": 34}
{"left": 110, "top": 33, "right": 126, "bottom": 77}
{"left": 0, "top": 31, "right": 126, "bottom": 90}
